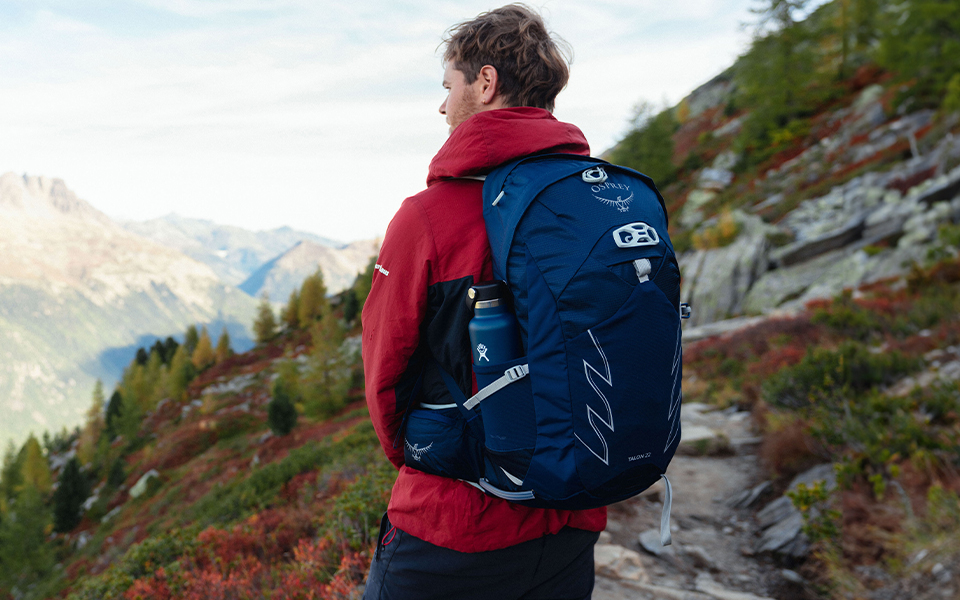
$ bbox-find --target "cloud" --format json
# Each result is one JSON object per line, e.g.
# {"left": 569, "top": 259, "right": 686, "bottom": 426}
{"left": 1, "top": 0, "right": 763, "bottom": 242}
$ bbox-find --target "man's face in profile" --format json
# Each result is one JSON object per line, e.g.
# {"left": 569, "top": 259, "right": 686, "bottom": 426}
{"left": 440, "top": 62, "right": 484, "bottom": 135}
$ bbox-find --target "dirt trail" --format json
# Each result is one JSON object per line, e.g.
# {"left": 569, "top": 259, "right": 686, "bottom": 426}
{"left": 593, "top": 405, "right": 795, "bottom": 600}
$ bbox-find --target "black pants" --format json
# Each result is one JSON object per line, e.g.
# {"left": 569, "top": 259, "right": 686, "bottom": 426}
{"left": 362, "top": 514, "right": 599, "bottom": 600}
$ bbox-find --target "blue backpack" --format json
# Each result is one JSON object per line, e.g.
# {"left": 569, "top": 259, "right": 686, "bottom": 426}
{"left": 403, "top": 155, "right": 684, "bottom": 538}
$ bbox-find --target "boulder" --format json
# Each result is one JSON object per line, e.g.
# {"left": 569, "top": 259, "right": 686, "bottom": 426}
{"left": 638, "top": 528, "right": 675, "bottom": 557}
{"left": 129, "top": 469, "right": 160, "bottom": 499}
{"left": 771, "top": 212, "right": 867, "bottom": 267}
{"left": 699, "top": 168, "right": 734, "bottom": 191}
{"left": 742, "top": 250, "right": 843, "bottom": 314}
{"left": 594, "top": 544, "right": 650, "bottom": 581}
{"left": 680, "top": 212, "right": 775, "bottom": 326}
{"left": 755, "top": 511, "right": 805, "bottom": 555}
{"left": 753, "top": 464, "right": 836, "bottom": 557}
{"left": 680, "top": 189, "right": 718, "bottom": 229}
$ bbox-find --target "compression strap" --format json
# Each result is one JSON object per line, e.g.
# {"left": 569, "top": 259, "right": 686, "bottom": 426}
{"left": 463, "top": 364, "right": 529, "bottom": 410}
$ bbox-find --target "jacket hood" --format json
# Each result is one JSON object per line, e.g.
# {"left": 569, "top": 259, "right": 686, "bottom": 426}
{"left": 427, "top": 107, "right": 590, "bottom": 186}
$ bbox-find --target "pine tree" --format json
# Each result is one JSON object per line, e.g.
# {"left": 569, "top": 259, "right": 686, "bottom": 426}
{"left": 283, "top": 288, "right": 301, "bottom": 330}
{"left": 105, "top": 390, "right": 124, "bottom": 440}
{"left": 268, "top": 379, "right": 298, "bottom": 436}
{"left": 298, "top": 270, "right": 328, "bottom": 326}
{"left": 163, "top": 336, "right": 180, "bottom": 363}
{"left": 77, "top": 381, "right": 106, "bottom": 466}
{"left": 353, "top": 255, "right": 377, "bottom": 311}
{"left": 135, "top": 347, "right": 149, "bottom": 366}
{"left": 254, "top": 293, "right": 278, "bottom": 343}
{"left": 342, "top": 289, "right": 360, "bottom": 323}
{"left": 215, "top": 327, "right": 233, "bottom": 363}
{"left": 0, "top": 486, "right": 55, "bottom": 590}
{"left": 877, "top": 0, "right": 960, "bottom": 106}
{"left": 52, "top": 458, "right": 89, "bottom": 533}
{"left": 191, "top": 326, "right": 216, "bottom": 370}
{"left": 150, "top": 339, "right": 168, "bottom": 364}
{"left": 107, "top": 457, "right": 126, "bottom": 488}
{"left": 184, "top": 324, "right": 200, "bottom": 354}
{"left": 0, "top": 442, "right": 22, "bottom": 502}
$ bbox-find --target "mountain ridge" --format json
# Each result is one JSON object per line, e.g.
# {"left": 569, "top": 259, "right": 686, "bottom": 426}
{"left": 0, "top": 173, "right": 257, "bottom": 449}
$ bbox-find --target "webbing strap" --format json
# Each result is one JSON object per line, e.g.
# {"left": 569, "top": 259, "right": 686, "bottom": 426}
{"left": 660, "top": 474, "right": 673, "bottom": 546}
{"left": 463, "top": 364, "right": 529, "bottom": 410}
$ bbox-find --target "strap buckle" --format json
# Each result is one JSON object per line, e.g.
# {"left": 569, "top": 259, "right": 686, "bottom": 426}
{"left": 505, "top": 364, "right": 529, "bottom": 381}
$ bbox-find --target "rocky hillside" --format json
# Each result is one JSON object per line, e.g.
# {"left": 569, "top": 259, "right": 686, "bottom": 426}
{"left": 0, "top": 173, "right": 258, "bottom": 449}
{"left": 239, "top": 239, "right": 380, "bottom": 301}
{"left": 669, "top": 77, "right": 960, "bottom": 333}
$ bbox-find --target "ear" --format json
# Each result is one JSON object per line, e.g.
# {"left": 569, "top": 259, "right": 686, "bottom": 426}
{"left": 477, "top": 65, "right": 503, "bottom": 107}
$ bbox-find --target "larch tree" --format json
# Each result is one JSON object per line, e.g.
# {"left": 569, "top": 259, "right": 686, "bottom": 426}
{"left": 215, "top": 327, "right": 233, "bottom": 364}
{"left": 254, "top": 293, "right": 278, "bottom": 343}
{"left": 191, "top": 326, "right": 215, "bottom": 371}
{"left": 19, "top": 435, "right": 51, "bottom": 495}
{"left": 77, "top": 381, "right": 106, "bottom": 466}
{"left": 297, "top": 270, "right": 328, "bottom": 326}
{"left": 283, "top": 288, "right": 301, "bottom": 330}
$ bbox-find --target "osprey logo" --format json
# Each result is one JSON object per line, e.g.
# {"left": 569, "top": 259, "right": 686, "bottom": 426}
{"left": 590, "top": 182, "right": 634, "bottom": 213}
{"left": 404, "top": 440, "right": 433, "bottom": 462}
{"left": 574, "top": 330, "right": 615, "bottom": 465}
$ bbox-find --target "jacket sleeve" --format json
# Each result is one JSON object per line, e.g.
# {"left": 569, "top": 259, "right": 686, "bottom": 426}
{"left": 361, "top": 198, "right": 435, "bottom": 468}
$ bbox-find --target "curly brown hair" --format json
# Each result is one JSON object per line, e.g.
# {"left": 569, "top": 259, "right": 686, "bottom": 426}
{"left": 442, "top": 4, "right": 571, "bottom": 112}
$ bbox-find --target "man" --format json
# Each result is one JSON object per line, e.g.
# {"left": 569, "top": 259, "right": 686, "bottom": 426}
{"left": 361, "top": 5, "right": 606, "bottom": 599}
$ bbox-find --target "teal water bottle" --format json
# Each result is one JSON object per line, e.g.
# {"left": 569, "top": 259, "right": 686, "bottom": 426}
{"left": 467, "top": 281, "right": 522, "bottom": 366}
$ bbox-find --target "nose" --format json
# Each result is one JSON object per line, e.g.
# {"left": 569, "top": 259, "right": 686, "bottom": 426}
{"left": 439, "top": 98, "right": 447, "bottom": 115}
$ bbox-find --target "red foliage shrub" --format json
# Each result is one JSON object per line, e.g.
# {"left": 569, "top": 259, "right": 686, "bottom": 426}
{"left": 747, "top": 345, "right": 807, "bottom": 378}
{"left": 757, "top": 416, "right": 820, "bottom": 478}
{"left": 281, "top": 471, "right": 321, "bottom": 505}
{"left": 685, "top": 316, "right": 822, "bottom": 378}
{"left": 840, "top": 484, "right": 904, "bottom": 565}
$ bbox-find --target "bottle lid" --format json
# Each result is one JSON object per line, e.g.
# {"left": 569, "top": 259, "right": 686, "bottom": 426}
{"left": 467, "top": 281, "right": 506, "bottom": 310}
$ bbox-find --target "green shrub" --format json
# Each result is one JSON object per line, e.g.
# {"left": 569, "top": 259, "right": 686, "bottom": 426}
{"left": 323, "top": 457, "right": 395, "bottom": 550}
{"left": 67, "top": 528, "right": 198, "bottom": 600}
{"left": 188, "top": 423, "right": 379, "bottom": 527}
{"left": 788, "top": 479, "right": 841, "bottom": 544}
{"left": 811, "top": 291, "right": 881, "bottom": 340}
{"left": 268, "top": 378, "right": 299, "bottom": 436}
{"left": 763, "top": 341, "right": 919, "bottom": 409}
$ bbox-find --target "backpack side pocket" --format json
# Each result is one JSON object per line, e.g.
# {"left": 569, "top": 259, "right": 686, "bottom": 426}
{"left": 403, "top": 407, "right": 483, "bottom": 481}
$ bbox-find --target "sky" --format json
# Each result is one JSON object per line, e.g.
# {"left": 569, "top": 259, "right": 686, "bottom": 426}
{"left": 1, "top": 0, "right": 777, "bottom": 243}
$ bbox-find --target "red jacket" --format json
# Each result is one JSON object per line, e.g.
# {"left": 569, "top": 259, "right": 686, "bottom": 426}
{"left": 361, "top": 107, "right": 607, "bottom": 552}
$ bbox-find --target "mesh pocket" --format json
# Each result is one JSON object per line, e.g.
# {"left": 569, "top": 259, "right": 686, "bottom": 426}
{"left": 474, "top": 357, "right": 536, "bottom": 453}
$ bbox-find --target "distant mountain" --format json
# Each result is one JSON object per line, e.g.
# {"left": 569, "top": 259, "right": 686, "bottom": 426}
{"left": 240, "top": 239, "right": 379, "bottom": 301}
{"left": 0, "top": 173, "right": 258, "bottom": 449}
{"left": 121, "top": 214, "right": 344, "bottom": 286}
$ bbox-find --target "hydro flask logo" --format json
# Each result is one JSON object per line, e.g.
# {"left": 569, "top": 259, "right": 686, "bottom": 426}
{"left": 476, "top": 343, "right": 490, "bottom": 362}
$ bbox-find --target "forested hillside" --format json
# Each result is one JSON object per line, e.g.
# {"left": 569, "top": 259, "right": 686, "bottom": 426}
{"left": 1, "top": 1, "right": 958, "bottom": 598}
